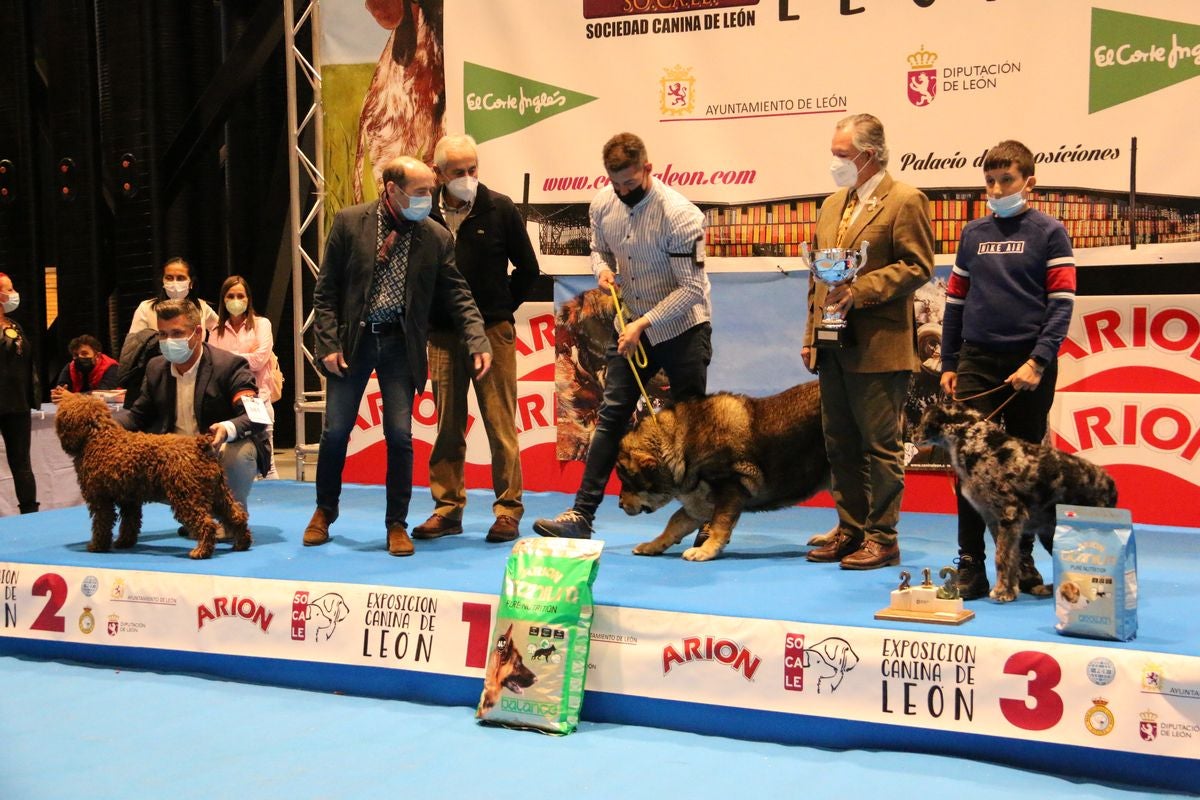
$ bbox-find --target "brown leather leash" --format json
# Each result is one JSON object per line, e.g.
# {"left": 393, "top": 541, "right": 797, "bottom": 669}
{"left": 952, "top": 382, "right": 1019, "bottom": 423}
{"left": 940, "top": 383, "right": 1017, "bottom": 503}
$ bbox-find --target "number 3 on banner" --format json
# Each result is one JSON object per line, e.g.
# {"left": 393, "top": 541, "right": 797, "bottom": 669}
{"left": 999, "top": 650, "right": 1063, "bottom": 731}
{"left": 31, "top": 573, "right": 68, "bottom": 633}
{"left": 461, "top": 602, "right": 493, "bottom": 669}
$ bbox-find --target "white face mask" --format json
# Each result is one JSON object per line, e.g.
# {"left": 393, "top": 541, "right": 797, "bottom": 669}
{"left": 830, "top": 153, "right": 865, "bottom": 188}
{"left": 1, "top": 292, "right": 18, "bottom": 313}
{"left": 159, "top": 334, "right": 196, "bottom": 364}
{"left": 446, "top": 176, "right": 479, "bottom": 204}
{"left": 225, "top": 298, "right": 248, "bottom": 317}
{"left": 163, "top": 280, "right": 190, "bottom": 300}
{"left": 987, "top": 180, "right": 1030, "bottom": 217}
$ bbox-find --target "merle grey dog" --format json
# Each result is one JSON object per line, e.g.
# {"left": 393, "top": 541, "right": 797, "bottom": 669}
{"left": 913, "top": 401, "right": 1118, "bottom": 602}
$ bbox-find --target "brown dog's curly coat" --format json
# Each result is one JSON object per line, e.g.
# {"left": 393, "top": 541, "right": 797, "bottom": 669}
{"left": 54, "top": 393, "right": 250, "bottom": 559}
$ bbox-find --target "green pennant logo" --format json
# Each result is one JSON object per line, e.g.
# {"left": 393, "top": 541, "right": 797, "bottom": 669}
{"left": 463, "top": 63, "right": 597, "bottom": 144}
{"left": 1089, "top": 8, "right": 1200, "bottom": 113}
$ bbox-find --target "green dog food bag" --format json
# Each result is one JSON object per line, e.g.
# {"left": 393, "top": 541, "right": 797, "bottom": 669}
{"left": 475, "top": 537, "right": 604, "bottom": 733}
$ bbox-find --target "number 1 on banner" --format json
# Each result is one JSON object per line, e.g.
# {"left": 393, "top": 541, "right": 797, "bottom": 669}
{"left": 999, "top": 650, "right": 1064, "bottom": 731}
{"left": 461, "top": 602, "right": 493, "bottom": 669}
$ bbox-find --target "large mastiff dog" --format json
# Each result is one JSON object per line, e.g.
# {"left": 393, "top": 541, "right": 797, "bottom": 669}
{"left": 616, "top": 382, "right": 830, "bottom": 561}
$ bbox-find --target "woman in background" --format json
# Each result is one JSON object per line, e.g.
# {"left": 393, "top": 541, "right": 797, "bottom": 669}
{"left": 0, "top": 273, "right": 39, "bottom": 514}
{"left": 128, "top": 257, "right": 218, "bottom": 335}
{"left": 208, "top": 274, "right": 279, "bottom": 479}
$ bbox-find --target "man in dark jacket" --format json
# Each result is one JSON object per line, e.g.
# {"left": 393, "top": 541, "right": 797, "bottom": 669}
{"left": 303, "top": 155, "right": 492, "bottom": 556}
{"left": 411, "top": 134, "right": 540, "bottom": 545}
{"left": 113, "top": 299, "right": 268, "bottom": 517}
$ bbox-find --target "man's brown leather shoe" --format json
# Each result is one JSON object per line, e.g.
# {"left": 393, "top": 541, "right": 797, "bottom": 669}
{"left": 412, "top": 513, "right": 463, "bottom": 540}
{"left": 840, "top": 539, "right": 901, "bottom": 570}
{"left": 387, "top": 523, "right": 414, "bottom": 557}
{"left": 486, "top": 514, "right": 520, "bottom": 543}
{"left": 806, "top": 529, "right": 860, "bottom": 562}
{"left": 303, "top": 507, "right": 337, "bottom": 546}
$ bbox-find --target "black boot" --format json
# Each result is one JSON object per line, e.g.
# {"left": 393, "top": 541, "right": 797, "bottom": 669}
{"left": 954, "top": 553, "right": 990, "bottom": 601}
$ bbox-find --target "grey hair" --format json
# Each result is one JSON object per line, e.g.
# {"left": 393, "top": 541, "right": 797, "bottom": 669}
{"left": 837, "top": 113, "right": 889, "bottom": 168}
{"left": 433, "top": 134, "right": 479, "bottom": 169}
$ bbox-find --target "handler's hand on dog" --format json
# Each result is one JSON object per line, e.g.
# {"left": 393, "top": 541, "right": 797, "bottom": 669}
{"left": 209, "top": 423, "right": 229, "bottom": 447}
{"left": 940, "top": 370, "right": 957, "bottom": 397}
{"left": 473, "top": 352, "right": 492, "bottom": 378}
{"left": 597, "top": 269, "right": 616, "bottom": 291}
{"left": 1006, "top": 361, "right": 1043, "bottom": 391}
{"left": 51, "top": 385, "right": 73, "bottom": 403}
{"left": 322, "top": 351, "right": 348, "bottom": 377}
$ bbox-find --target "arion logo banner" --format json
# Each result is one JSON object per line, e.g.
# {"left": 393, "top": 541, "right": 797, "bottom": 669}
{"left": 464, "top": 63, "right": 597, "bottom": 144}
{"left": 1089, "top": 8, "right": 1200, "bottom": 113}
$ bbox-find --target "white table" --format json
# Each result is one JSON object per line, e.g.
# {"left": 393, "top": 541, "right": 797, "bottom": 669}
{"left": 0, "top": 404, "right": 84, "bottom": 516}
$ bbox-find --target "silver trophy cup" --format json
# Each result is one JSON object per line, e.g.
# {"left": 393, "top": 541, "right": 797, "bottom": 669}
{"left": 801, "top": 240, "right": 870, "bottom": 348}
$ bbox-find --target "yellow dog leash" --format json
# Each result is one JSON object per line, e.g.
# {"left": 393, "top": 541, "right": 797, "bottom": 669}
{"left": 608, "top": 283, "right": 659, "bottom": 422}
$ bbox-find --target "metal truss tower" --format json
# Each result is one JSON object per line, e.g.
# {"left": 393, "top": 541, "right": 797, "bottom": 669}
{"left": 283, "top": 0, "right": 326, "bottom": 480}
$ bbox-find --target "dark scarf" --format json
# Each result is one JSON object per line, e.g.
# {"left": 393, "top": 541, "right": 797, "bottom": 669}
{"left": 378, "top": 195, "right": 415, "bottom": 264}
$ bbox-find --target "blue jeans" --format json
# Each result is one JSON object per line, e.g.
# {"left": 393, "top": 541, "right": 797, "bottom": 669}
{"left": 316, "top": 331, "right": 414, "bottom": 526}
{"left": 574, "top": 322, "right": 712, "bottom": 518}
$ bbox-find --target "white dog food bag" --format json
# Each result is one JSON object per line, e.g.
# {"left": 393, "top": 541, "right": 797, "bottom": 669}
{"left": 475, "top": 537, "right": 604, "bottom": 734}
{"left": 1053, "top": 505, "right": 1136, "bottom": 641}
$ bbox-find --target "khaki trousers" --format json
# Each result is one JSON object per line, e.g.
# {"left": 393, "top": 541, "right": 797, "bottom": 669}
{"left": 426, "top": 322, "right": 523, "bottom": 521}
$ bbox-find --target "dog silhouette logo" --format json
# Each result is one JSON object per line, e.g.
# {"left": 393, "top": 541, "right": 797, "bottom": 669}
{"left": 800, "top": 637, "right": 859, "bottom": 693}
{"left": 303, "top": 593, "right": 350, "bottom": 642}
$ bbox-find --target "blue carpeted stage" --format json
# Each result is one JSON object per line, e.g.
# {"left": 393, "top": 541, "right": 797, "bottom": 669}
{"left": 1, "top": 481, "right": 1198, "bottom": 793}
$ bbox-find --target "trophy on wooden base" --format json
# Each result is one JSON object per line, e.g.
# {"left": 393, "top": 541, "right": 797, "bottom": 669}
{"left": 801, "top": 240, "right": 869, "bottom": 349}
{"left": 875, "top": 567, "right": 975, "bottom": 625}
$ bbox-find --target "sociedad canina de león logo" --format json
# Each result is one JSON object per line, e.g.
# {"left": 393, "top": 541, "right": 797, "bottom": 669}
{"left": 291, "top": 590, "right": 350, "bottom": 643}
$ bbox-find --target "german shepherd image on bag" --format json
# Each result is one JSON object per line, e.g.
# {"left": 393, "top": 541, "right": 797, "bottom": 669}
{"left": 478, "top": 623, "right": 536, "bottom": 716}
{"left": 616, "top": 382, "right": 830, "bottom": 561}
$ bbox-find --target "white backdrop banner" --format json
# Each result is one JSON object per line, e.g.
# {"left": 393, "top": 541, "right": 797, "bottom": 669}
{"left": 322, "top": 0, "right": 1200, "bottom": 269}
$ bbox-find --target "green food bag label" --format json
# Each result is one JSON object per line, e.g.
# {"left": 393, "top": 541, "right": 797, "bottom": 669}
{"left": 476, "top": 538, "right": 604, "bottom": 734}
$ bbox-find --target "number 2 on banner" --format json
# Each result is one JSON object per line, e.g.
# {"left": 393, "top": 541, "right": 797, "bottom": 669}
{"left": 461, "top": 602, "right": 493, "bottom": 669}
{"left": 999, "top": 650, "right": 1063, "bottom": 731}
{"left": 31, "top": 573, "right": 68, "bottom": 633}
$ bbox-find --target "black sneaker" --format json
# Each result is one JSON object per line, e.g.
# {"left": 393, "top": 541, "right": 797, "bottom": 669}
{"left": 532, "top": 510, "right": 593, "bottom": 540}
{"left": 1018, "top": 548, "right": 1046, "bottom": 594}
{"left": 954, "top": 553, "right": 990, "bottom": 601}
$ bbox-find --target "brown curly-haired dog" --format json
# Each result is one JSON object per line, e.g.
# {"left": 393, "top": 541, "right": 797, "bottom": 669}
{"left": 54, "top": 393, "right": 250, "bottom": 559}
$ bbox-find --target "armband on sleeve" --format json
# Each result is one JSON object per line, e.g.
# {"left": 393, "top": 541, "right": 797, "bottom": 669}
{"left": 667, "top": 237, "right": 706, "bottom": 267}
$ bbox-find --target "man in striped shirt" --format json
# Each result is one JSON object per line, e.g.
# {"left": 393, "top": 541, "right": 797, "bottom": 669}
{"left": 534, "top": 132, "right": 712, "bottom": 540}
{"left": 939, "top": 139, "right": 1077, "bottom": 600}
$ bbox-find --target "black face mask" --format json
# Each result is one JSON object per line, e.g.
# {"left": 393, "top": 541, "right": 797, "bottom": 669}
{"left": 74, "top": 357, "right": 95, "bottom": 371}
{"left": 618, "top": 183, "right": 648, "bottom": 208}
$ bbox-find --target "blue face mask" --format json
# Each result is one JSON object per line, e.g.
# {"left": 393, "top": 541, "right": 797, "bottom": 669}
{"left": 159, "top": 335, "right": 195, "bottom": 364}
{"left": 401, "top": 193, "right": 433, "bottom": 222}
{"left": 987, "top": 181, "right": 1029, "bottom": 217}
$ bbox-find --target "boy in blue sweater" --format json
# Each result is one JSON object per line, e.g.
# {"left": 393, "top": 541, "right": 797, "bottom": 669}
{"left": 940, "top": 140, "right": 1076, "bottom": 600}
